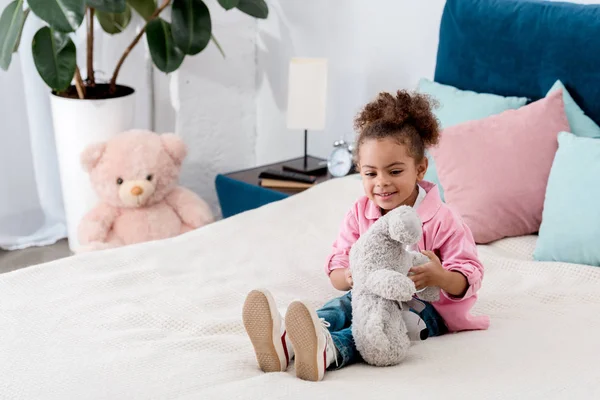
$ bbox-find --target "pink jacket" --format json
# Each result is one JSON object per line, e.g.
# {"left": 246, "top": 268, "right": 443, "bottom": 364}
{"left": 325, "top": 181, "right": 490, "bottom": 332}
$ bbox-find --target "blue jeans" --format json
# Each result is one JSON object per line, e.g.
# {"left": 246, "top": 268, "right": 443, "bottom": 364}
{"left": 316, "top": 291, "right": 448, "bottom": 369}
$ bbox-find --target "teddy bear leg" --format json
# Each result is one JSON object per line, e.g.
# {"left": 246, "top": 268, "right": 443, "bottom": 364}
{"left": 107, "top": 236, "right": 124, "bottom": 247}
{"left": 416, "top": 285, "right": 441, "bottom": 303}
{"left": 387, "top": 315, "right": 412, "bottom": 365}
{"left": 180, "top": 224, "right": 195, "bottom": 234}
{"left": 394, "top": 332, "right": 411, "bottom": 364}
{"left": 79, "top": 235, "right": 124, "bottom": 252}
{"left": 356, "top": 303, "right": 411, "bottom": 367}
{"left": 74, "top": 241, "right": 116, "bottom": 253}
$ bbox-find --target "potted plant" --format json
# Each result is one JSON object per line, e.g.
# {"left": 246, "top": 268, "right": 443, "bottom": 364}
{"left": 0, "top": 0, "right": 268, "bottom": 250}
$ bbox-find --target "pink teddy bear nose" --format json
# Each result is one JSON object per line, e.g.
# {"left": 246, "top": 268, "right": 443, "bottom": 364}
{"left": 131, "top": 186, "right": 143, "bottom": 196}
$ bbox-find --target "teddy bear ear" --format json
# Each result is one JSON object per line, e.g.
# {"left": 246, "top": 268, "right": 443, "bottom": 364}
{"left": 80, "top": 142, "right": 107, "bottom": 173}
{"left": 160, "top": 133, "right": 187, "bottom": 165}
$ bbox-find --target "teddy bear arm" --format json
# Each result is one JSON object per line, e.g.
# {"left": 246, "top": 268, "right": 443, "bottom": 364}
{"left": 416, "top": 286, "right": 440, "bottom": 303}
{"left": 363, "top": 270, "right": 417, "bottom": 302}
{"left": 78, "top": 203, "right": 119, "bottom": 244}
{"left": 165, "top": 186, "right": 214, "bottom": 228}
{"left": 410, "top": 251, "right": 430, "bottom": 267}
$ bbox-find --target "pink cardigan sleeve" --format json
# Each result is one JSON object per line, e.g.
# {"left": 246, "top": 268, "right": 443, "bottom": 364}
{"left": 324, "top": 209, "right": 360, "bottom": 276}
{"left": 434, "top": 220, "right": 484, "bottom": 301}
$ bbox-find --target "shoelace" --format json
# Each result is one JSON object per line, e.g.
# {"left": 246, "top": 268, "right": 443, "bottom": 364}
{"left": 319, "top": 318, "right": 339, "bottom": 368}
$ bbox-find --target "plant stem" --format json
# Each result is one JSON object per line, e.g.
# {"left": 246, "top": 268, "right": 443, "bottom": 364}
{"left": 109, "top": 0, "right": 171, "bottom": 92}
{"left": 74, "top": 66, "right": 86, "bottom": 99}
{"left": 87, "top": 7, "right": 95, "bottom": 86}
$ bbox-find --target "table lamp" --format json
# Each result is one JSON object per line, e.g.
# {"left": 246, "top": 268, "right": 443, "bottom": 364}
{"left": 284, "top": 57, "right": 328, "bottom": 175}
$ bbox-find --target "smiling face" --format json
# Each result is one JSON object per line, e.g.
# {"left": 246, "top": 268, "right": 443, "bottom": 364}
{"left": 357, "top": 137, "right": 428, "bottom": 213}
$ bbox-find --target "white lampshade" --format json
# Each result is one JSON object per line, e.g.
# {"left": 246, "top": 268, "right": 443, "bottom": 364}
{"left": 286, "top": 58, "right": 328, "bottom": 130}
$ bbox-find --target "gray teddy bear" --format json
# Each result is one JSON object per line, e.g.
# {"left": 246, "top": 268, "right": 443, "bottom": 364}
{"left": 350, "top": 205, "right": 440, "bottom": 367}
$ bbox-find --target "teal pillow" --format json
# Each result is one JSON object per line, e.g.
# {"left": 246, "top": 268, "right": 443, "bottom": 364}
{"left": 417, "top": 78, "right": 528, "bottom": 201}
{"left": 534, "top": 132, "right": 600, "bottom": 266}
{"left": 546, "top": 80, "right": 600, "bottom": 139}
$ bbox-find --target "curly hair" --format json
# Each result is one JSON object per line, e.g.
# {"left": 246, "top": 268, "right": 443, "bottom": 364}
{"left": 353, "top": 90, "right": 440, "bottom": 165}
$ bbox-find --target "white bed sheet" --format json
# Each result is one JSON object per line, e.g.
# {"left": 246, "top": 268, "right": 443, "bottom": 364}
{"left": 1, "top": 176, "right": 600, "bottom": 399}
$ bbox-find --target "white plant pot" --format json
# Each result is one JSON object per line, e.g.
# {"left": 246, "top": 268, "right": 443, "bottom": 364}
{"left": 50, "top": 87, "right": 136, "bottom": 252}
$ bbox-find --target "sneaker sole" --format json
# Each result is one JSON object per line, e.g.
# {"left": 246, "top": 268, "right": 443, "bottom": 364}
{"left": 242, "top": 289, "right": 287, "bottom": 372}
{"left": 285, "top": 301, "right": 326, "bottom": 381}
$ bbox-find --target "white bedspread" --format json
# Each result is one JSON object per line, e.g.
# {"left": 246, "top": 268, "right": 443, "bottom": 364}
{"left": 1, "top": 176, "right": 600, "bottom": 399}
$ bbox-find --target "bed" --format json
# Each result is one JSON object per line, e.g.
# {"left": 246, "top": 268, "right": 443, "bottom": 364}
{"left": 3, "top": 0, "right": 600, "bottom": 398}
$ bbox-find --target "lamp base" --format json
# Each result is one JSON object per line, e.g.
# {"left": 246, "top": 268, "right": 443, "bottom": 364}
{"left": 282, "top": 155, "right": 328, "bottom": 176}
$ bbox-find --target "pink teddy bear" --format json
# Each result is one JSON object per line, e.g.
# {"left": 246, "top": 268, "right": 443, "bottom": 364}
{"left": 77, "top": 129, "right": 214, "bottom": 252}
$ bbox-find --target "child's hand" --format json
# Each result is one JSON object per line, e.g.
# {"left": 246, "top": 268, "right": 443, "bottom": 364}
{"left": 345, "top": 268, "right": 353, "bottom": 288}
{"left": 410, "top": 251, "right": 469, "bottom": 297}
{"left": 409, "top": 250, "right": 446, "bottom": 290}
{"left": 329, "top": 268, "right": 353, "bottom": 291}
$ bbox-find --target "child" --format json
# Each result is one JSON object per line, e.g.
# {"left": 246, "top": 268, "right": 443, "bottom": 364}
{"left": 242, "top": 90, "right": 490, "bottom": 382}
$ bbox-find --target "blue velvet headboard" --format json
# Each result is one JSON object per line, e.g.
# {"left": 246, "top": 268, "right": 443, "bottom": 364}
{"left": 434, "top": 0, "right": 600, "bottom": 124}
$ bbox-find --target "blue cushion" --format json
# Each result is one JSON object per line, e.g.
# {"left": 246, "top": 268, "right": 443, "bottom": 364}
{"left": 215, "top": 174, "right": 288, "bottom": 218}
{"left": 534, "top": 132, "right": 600, "bottom": 266}
{"left": 417, "top": 78, "right": 528, "bottom": 201}
{"left": 435, "top": 0, "right": 600, "bottom": 124}
{"left": 547, "top": 80, "right": 600, "bottom": 139}
{"left": 417, "top": 78, "right": 528, "bottom": 128}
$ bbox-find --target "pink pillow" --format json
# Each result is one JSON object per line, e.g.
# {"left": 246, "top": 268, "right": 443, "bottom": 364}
{"left": 429, "top": 90, "right": 569, "bottom": 244}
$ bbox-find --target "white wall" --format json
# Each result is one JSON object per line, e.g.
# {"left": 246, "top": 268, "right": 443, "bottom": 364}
{"left": 174, "top": 3, "right": 258, "bottom": 217}
{"left": 255, "top": 0, "right": 446, "bottom": 165}
{"left": 167, "top": 0, "right": 447, "bottom": 216}
{"left": 170, "top": 0, "right": 447, "bottom": 216}
{"left": 254, "top": 0, "right": 600, "bottom": 165}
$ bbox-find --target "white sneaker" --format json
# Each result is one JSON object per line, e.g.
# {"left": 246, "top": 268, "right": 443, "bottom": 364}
{"left": 285, "top": 300, "right": 338, "bottom": 382}
{"left": 403, "top": 298, "right": 429, "bottom": 341}
{"left": 242, "top": 289, "right": 293, "bottom": 372}
{"left": 402, "top": 311, "right": 429, "bottom": 341}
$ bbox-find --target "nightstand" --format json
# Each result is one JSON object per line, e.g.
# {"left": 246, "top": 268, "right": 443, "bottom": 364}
{"left": 215, "top": 156, "right": 335, "bottom": 218}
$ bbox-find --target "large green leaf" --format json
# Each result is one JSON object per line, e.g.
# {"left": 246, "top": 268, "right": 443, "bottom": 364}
{"left": 0, "top": 0, "right": 26, "bottom": 71}
{"left": 171, "top": 0, "right": 211, "bottom": 55}
{"left": 86, "top": 0, "right": 126, "bottom": 13}
{"left": 218, "top": 0, "right": 238, "bottom": 10}
{"left": 28, "top": 0, "right": 85, "bottom": 32}
{"left": 236, "top": 0, "right": 267, "bottom": 19}
{"left": 146, "top": 18, "right": 185, "bottom": 73}
{"left": 127, "top": 0, "right": 156, "bottom": 21}
{"left": 12, "top": 8, "right": 30, "bottom": 53}
{"left": 32, "top": 27, "right": 76, "bottom": 91}
{"left": 96, "top": 6, "right": 132, "bottom": 34}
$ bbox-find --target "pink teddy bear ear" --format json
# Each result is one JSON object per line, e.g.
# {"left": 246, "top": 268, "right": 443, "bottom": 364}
{"left": 160, "top": 133, "right": 187, "bottom": 165}
{"left": 81, "top": 142, "right": 107, "bottom": 173}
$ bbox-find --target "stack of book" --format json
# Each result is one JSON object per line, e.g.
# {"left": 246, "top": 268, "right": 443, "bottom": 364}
{"left": 259, "top": 178, "right": 314, "bottom": 190}
{"left": 258, "top": 169, "right": 317, "bottom": 191}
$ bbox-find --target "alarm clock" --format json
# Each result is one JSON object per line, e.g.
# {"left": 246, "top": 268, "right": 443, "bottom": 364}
{"left": 327, "top": 140, "right": 355, "bottom": 177}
